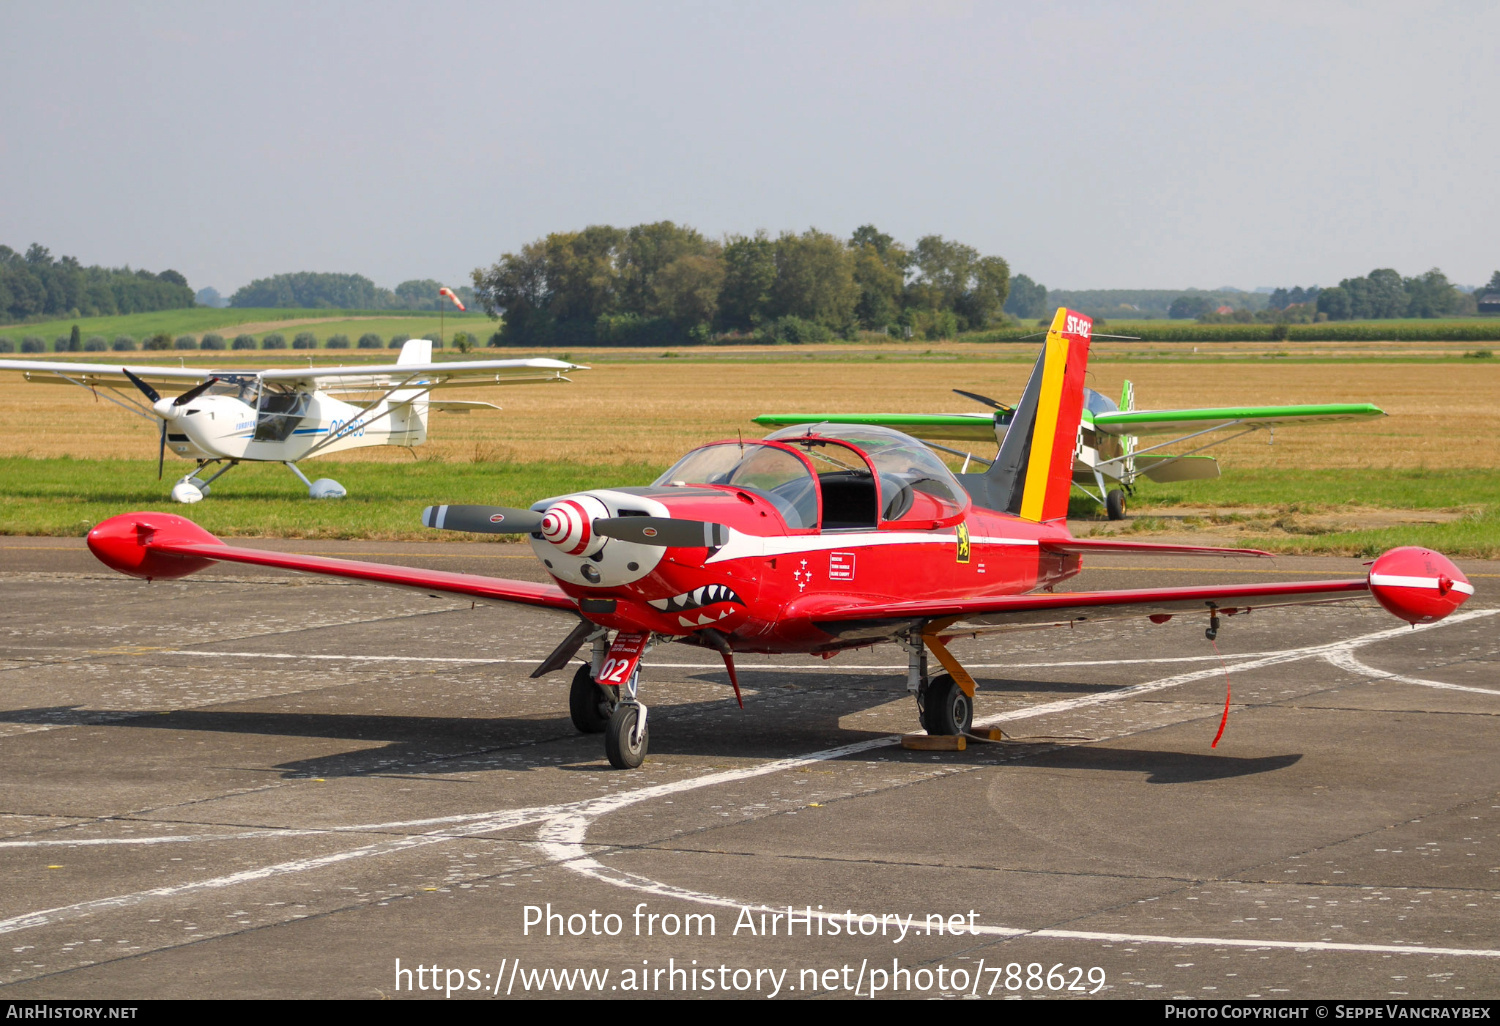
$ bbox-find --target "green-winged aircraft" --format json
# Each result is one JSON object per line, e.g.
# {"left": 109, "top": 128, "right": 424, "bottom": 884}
{"left": 753, "top": 382, "right": 1385, "bottom": 520}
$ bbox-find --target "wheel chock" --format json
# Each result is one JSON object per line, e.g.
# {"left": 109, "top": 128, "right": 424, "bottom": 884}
{"left": 966, "top": 727, "right": 1005, "bottom": 743}
{"left": 901, "top": 733, "right": 966, "bottom": 751}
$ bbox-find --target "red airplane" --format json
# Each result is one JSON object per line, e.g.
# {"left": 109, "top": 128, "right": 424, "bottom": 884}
{"left": 87, "top": 308, "right": 1473, "bottom": 769}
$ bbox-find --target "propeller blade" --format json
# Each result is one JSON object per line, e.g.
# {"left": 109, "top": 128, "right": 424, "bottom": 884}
{"left": 157, "top": 421, "right": 167, "bottom": 480}
{"left": 172, "top": 376, "right": 218, "bottom": 407}
{"left": 123, "top": 368, "right": 161, "bottom": 404}
{"left": 594, "top": 517, "right": 731, "bottom": 548}
{"left": 953, "top": 388, "right": 1014, "bottom": 414}
{"left": 421, "top": 504, "right": 544, "bottom": 534}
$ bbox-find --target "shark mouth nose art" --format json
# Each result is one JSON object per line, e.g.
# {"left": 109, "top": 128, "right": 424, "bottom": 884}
{"left": 647, "top": 584, "right": 743, "bottom": 614}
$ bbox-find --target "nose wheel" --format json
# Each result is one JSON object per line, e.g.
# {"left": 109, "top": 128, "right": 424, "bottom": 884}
{"left": 604, "top": 704, "right": 648, "bottom": 769}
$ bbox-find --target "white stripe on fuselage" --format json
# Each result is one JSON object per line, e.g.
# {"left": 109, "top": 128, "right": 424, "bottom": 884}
{"left": 705, "top": 528, "right": 1037, "bottom": 564}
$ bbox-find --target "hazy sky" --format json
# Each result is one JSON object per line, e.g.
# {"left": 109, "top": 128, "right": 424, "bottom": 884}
{"left": 1, "top": 1, "right": 1495, "bottom": 295}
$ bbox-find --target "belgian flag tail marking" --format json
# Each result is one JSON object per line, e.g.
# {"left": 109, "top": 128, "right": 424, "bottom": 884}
{"left": 976, "top": 307, "right": 1093, "bottom": 522}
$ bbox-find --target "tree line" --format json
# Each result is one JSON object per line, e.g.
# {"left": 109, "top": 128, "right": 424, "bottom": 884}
{"left": 1175, "top": 268, "right": 1481, "bottom": 324}
{"left": 471, "top": 222, "right": 1012, "bottom": 346}
{"left": 229, "top": 273, "right": 477, "bottom": 311}
{"left": 0, "top": 244, "right": 195, "bottom": 324}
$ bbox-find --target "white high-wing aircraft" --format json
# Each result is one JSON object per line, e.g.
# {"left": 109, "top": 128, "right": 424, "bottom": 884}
{"left": 1, "top": 339, "right": 584, "bottom": 502}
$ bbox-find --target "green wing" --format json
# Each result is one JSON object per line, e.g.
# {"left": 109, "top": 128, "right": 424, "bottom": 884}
{"left": 1090, "top": 403, "right": 1385, "bottom": 437}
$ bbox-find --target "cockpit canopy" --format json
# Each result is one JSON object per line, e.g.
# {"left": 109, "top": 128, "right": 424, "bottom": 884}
{"left": 653, "top": 423, "right": 969, "bottom": 532}
{"left": 1082, "top": 387, "right": 1118, "bottom": 417}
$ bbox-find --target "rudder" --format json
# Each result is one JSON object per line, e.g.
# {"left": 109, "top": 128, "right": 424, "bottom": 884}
{"left": 961, "top": 307, "right": 1092, "bottom": 521}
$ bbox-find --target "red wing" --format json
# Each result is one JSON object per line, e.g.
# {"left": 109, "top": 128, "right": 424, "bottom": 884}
{"left": 87, "top": 512, "right": 576, "bottom": 612}
{"left": 798, "top": 578, "right": 1370, "bottom": 639}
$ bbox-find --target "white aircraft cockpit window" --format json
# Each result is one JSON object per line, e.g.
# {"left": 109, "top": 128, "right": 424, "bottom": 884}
{"left": 207, "top": 377, "right": 260, "bottom": 406}
{"left": 653, "top": 443, "right": 818, "bottom": 530}
{"left": 253, "top": 389, "right": 311, "bottom": 442}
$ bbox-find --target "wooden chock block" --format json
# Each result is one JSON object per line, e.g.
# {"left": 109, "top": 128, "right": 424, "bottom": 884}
{"left": 901, "top": 733, "right": 966, "bottom": 751}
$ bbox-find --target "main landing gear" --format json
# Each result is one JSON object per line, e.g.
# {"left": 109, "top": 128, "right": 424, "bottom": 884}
{"left": 1106, "top": 488, "right": 1127, "bottom": 521}
{"left": 919, "top": 673, "right": 973, "bottom": 736}
{"left": 905, "top": 632, "right": 976, "bottom": 737}
{"left": 285, "top": 462, "right": 346, "bottom": 499}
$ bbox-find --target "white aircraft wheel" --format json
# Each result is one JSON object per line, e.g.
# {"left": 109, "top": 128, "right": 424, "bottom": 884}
{"left": 1106, "top": 489, "right": 1127, "bottom": 521}
{"left": 170, "top": 480, "right": 205, "bottom": 504}
{"left": 918, "top": 673, "right": 972, "bottom": 736}
{"left": 569, "top": 663, "right": 617, "bottom": 734}
{"left": 309, "top": 478, "right": 347, "bottom": 499}
{"left": 604, "top": 704, "right": 648, "bottom": 769}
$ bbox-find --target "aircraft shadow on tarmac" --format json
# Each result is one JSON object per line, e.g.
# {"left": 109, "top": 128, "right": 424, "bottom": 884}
{"left": 0, "top": 691, "right": 1303, "bottom": 784}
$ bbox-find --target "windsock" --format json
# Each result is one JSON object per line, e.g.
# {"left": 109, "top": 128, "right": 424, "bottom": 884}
{"left": 438, "top": 287, "right": 466, "bottom": 311}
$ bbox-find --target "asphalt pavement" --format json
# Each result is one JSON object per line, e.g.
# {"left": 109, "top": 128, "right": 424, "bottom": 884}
{"left": 0, "top": 537, "right": 1495, "bottom": 1000}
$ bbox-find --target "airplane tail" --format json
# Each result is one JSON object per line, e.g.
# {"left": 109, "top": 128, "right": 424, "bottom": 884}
{"left": 389, "top": 337, "right": 432, "bottom": 442}
{"left": 1119, "top": 379, "right": 1136, "bottom": 484}
{"left": 959, "top": 307, "right": 1093, "bottom": 522}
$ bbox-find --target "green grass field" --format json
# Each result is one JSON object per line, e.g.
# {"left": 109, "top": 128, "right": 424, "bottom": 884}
{"left": 1098, "top": 468, "right": 1500, "bottom": 558}
{"left": 0, "top": 308, "right": 497, "bottom": 346}
{"left": 2, "top": 457, "right": 1495, "bottom": 556}
{"left": 0, "top": 456, "right": 659, "bottom": 541}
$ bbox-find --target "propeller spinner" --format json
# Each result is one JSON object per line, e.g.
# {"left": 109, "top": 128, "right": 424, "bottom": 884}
{"left": 122, "top": 369, "right": 218, "bottom": 479}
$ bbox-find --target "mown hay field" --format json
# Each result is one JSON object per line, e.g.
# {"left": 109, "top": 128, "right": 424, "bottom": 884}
{"left": 1, "top": 358, "right": 1494, "bottom": 472}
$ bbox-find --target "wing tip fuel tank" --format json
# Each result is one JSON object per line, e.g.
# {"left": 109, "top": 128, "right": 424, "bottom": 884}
{"left": 1367, "top": 546, "right": 1473, "bottom": 624}
{"left": 87, "top": 511, "right": 224, "bottom": 580}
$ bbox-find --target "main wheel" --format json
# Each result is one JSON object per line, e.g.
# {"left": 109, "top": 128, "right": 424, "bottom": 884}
{"left": 1106, "top": 489, "right": 1127, "bottom": 521}
{"left": 568, "top": 663, "right": 617, "bottom": 734}
{"left": 604, "top": 704, "right": 648, "bottom": 769}
{"left": 918, "top": 673, "right": 973, "bottom": 736}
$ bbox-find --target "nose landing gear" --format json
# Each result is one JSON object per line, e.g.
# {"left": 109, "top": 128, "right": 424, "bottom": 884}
{"left": 578, "top": 631, "right": 651, "bottom": 769}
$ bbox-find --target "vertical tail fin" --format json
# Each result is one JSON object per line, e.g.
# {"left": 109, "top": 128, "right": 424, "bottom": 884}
{"left": 966, "top": 307, "right": 1093, "bottom": 521}
{"left": 397, "top": 337, "right": 432, "bottom": 365}
{"left": 1119, "top": 379, "right": 1136, "bottom": 483}
{"left": 389, "top": 338, "right": 432, "bottom": 443}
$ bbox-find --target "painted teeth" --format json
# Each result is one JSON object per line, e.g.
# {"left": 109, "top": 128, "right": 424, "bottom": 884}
{"left": 647, "top": 584, "right": 741, "bottom": 613}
